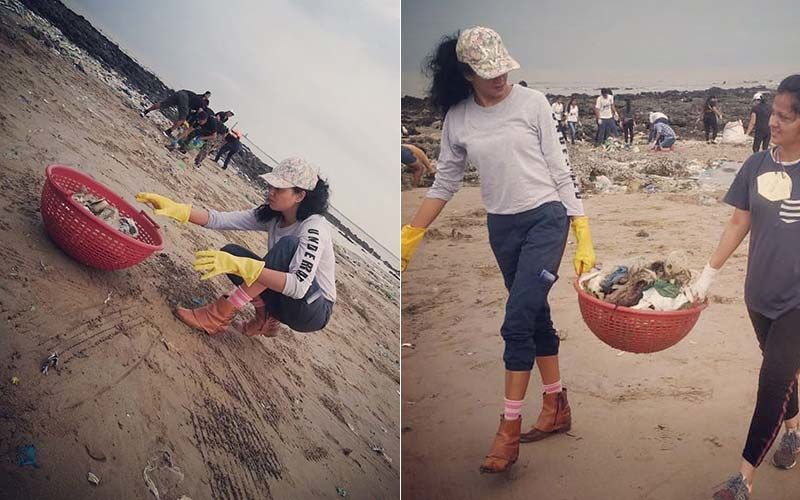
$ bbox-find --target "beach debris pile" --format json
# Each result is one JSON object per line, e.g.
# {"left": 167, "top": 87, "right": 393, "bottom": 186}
{"left": 602, "top": 137, "right": 630, "bottom": 153}
{"left": 567, "top": 145, "right": 712, "bottom": 194}
{"left": 580, "top": 252, "right": 698, "bottom": 311}
{"left": 72, "top": 187, "right": 139, "bottom": 237}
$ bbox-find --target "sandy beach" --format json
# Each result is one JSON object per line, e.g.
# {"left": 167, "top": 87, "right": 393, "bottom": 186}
{"left": 0, "top": 6, "right": 399, "bottom": 499}
{"left": 401, "top": 139, "right": 800, "bottom": 498}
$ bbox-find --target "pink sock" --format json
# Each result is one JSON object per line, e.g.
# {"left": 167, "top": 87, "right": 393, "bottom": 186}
{"left": 227, "top": 286, "right": 254, "bottom": 309}
{"left": 503, "top": 398, "right": 523, "bottom": 420}
{"left": 543, "top": 380, "right": 563, "bottom": 394}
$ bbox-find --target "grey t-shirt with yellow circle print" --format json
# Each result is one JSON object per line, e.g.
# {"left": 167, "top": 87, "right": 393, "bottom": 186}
{"left": 724, "top": 148, "right": 800, "bottom": 319}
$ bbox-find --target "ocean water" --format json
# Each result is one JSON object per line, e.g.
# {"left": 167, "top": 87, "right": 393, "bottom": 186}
{"left": 528, "top": 77, "right": 780, "bottom": 97}
{"left": 402, "top": 74, "right": 784, "bottom": 98}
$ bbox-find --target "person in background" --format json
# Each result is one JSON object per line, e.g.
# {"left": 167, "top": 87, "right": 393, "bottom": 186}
{"left": 650, "top": 119, "right": 676, "bottom": 152}
{"left": 620, "top": 98, "right": 635, "bottom": 145}
{"left": 702, "top": 95, "right": 722, "bottom": 143}
{"left": 687, "top": 74, "right": 800, "bottom": 500}
{"left": 551, "top": 96, "right": 568, "bottom": 144}
{"left": 167, "top": 110, "right": 211, "bottom": 152}
{"left": 216, "top": 110, "right": 234, "bottom": 123}
{"left": 188, "top": 109, "right": 232, "bottom": 129}
{"left": 647, "top": 111, "right": 669, "bottom": 143}
{"left": 401, "top": 26, "right": 595, "bottom": 475}
{"left": 214, "top": 129, "right": 243, "bottom": 170}
{"left": 141, "top": 89, "right": 211, "bottom": 137}
{"left": 194, "top": 113, "right": 231, "bottom": 167}
{"left": 595, "top": 88, "right": 618, "bottom": 145}
{"left": 747, "top": 92, "right": 772, "bottom": 153}
{"left": 566, "top": 97, "right": 579, "bottom": 144}
{"left": 401, "top": 144, "right": 435, "bottom": 187}
{"left": 168, "top": 111, "right": 220, "bottom": 166}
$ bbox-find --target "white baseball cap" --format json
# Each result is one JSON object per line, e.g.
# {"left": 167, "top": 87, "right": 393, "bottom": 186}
{"left": 753, "top": 92, "right": 764, "bottom": 101}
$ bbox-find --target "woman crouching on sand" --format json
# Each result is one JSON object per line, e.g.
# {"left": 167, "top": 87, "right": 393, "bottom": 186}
{"left": 687, "top": 75, "right": 800, "bottom": 500}
{"left": 400, "top": 27, "right": 596, "bottom": 473}
{"left": 137, "top": 157, "right": 336, "bottom": 336}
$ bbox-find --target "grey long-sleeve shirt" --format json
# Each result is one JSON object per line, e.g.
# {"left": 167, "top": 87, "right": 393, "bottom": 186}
{"left": 427, "top": 85, "right": 584, "bottom": 216}
{"left": 206, "top": 209, "right": 337, "bottom": 302}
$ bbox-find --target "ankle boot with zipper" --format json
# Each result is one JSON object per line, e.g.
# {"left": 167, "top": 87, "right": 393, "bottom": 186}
{"left": 520, "top": 388, "right": 572, "bottom": 443}
{"left": 175, "top": 296, "right": 237, "bottom": 336}
{"left": 479, "top": 415, "right": 521, "bottom": 473}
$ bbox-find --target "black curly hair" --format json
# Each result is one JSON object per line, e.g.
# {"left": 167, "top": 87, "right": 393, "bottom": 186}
{"left": 778, "top": 74, "right": 800, "bottom": 116}
{"left": 424, "top": 32, "right": 474, "bottom": 116}
{"left": 254, "top": 178, "right": 330, "bottom": 223}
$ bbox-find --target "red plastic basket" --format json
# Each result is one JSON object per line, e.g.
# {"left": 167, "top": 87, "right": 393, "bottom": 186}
{"left": 574, "top": 280, "right": 707, "bottom": 353}
{"left": 40, "top": 164, "right": 164, "bottom": 270}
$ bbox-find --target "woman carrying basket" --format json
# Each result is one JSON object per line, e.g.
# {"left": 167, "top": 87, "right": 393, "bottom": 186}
{"left": 687, "top": 74, "right": 800, "bottom": 500}
{"left": 137, "top": 157, "right": 335, "bottom": 337}
{"left": 401, "top": 26, "right": 596, "bottom": 474}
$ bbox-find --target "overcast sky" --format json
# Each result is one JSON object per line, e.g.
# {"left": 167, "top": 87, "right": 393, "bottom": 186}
{"left": 64, "top": 0, "right": 400, "bottom": 253}
{"left": 402, "top": 0, "right": 799, "bottom": 96}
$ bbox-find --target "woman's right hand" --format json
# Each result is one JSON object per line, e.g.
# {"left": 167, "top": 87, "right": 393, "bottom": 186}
{"left": 686, "top": 263, "right": 719, "bottom": 302}
{"left": 135, "top": 192, "right": 192, "bottom": 223}
{"left": 401, "top": 225, "right": 426, "bottom": 272}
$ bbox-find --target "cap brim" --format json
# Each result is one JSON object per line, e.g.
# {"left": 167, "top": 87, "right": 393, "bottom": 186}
{"left": 472, "top": 56, "right": 521, "bottom": 80}
{"left": 259, "top": 172, "right": 294, "bottom": 188}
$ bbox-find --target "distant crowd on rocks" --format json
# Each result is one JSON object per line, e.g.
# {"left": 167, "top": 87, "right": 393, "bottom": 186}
{"left": 401, "top": 85, "right": 775, "bottom": 187}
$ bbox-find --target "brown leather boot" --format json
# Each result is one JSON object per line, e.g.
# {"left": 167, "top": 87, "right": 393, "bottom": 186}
{"left": 239, "top": 308, "right": 280, "bottom": 337}
{"left": 175, "top": 296, "right": 238, "bottom": 336}
{"left": 520, "top": 388, "right": 572, "bottom": 443}
{"left": 479, "top": 415, "right": 521, "bottom": 473}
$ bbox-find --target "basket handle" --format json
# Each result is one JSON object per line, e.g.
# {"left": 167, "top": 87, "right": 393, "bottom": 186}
{"left": 140, "top": 210, "right": 161, "bottom": 229}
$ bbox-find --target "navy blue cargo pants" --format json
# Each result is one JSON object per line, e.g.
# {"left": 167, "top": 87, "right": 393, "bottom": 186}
{"left": 487, "top": 201, "right": 570, "bottom": 371}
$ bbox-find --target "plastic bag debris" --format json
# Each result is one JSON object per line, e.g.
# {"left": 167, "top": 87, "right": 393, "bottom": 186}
{"left": 143, "top": 450, "right": 184, "bottom": 500}
{"left": 371, "top": 444, "right": 393, "bottom": 464}
{"left": 41, "top": 352, "right": 58, "bottom": 374}
{"left": 87, "top": 472, "right": 100, "bottom": 485}
{"left": 16, "top": 444, "right": 39, "bottom": 468}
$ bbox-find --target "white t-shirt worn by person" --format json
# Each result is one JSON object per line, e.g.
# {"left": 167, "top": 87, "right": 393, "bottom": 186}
{"left": 595, "top": 95, "right": 614, "bottom": 119}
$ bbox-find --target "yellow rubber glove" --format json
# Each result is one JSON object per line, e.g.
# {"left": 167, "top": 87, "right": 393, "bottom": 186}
{"left": 135, "top": 192, "right": 192, "bottom": 223}
{"left": 401, "top": 225, "right": 426, "bottom": 272}
{"left": 192, "top": 250, "right": 266, "bottom": 286}
{"left": 570, "top": 216, "right": 596, "bottom": 276}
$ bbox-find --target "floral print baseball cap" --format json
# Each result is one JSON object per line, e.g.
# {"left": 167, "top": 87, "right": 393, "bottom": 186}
{"left": 456, "top": 26, "right": 520, "bottom": 80}
{"left": 260, "top": 157, "right": 320, "bottom": 190}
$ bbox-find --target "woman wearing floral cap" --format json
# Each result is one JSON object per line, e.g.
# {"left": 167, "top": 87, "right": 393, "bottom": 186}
{"left": 136, "top": 157, "right": 336, "bottom": 336}
{"left": 401, "top": 26, "right": 596, "bottom": 473}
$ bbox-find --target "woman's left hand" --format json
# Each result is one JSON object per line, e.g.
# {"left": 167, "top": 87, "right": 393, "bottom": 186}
{"left": 193, "top": 250, "right": 266, "bottom": 286}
